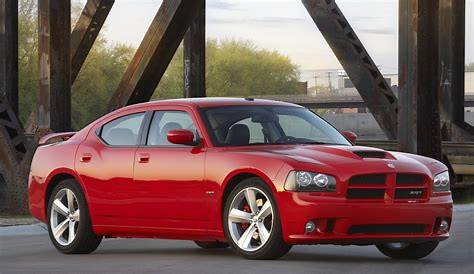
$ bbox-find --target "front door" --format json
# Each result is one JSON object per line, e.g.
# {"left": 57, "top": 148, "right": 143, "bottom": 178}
{"left": 133, "top": 108, "right": 208, "bottom": 231}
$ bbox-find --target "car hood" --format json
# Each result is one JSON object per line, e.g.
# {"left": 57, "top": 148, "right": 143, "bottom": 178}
{"left": 236, "top": 145, "right": 442, "bottom": 178}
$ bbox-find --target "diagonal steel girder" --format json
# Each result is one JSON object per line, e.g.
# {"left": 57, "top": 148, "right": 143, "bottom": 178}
{"left": 302, "top": 0, "right": 398, "bottom": 140}
{"left": 71, "top": 0, "right": 114, "bottom": 83}
{"left": 108, "top": 0, "right": 205, "bottom": 111}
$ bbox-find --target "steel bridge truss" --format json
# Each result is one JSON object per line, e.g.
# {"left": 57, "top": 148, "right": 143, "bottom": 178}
{"left": 0, "top": 0, "right": 471, "bottom": 213}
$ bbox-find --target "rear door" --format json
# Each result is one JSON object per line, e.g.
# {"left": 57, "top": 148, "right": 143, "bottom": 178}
{"left": 133, "top": 107, "right": 208, "bottom": 231}
{"left": 76, "top": 111, "right": 147, "bottom": 225}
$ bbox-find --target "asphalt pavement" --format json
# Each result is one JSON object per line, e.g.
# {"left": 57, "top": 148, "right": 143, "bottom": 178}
{"left": 1, "top": 205, "right": 473, "bottom": 274}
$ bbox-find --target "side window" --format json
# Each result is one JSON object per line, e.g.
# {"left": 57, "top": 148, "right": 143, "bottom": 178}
{"left": 147, "top": 111, "right": 197, "bottom": 146}
{"left": 100, "top": 113, "right": 145, "bottom": 146}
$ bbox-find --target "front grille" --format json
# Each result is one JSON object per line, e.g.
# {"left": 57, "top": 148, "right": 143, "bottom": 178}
{"left": 347, "top": 189, "right": 385, "bottom": 199}
{"left": 348, "top": 224, "right": 426, "bottom": 235}
{"left": 396, "top": 174, "right": 424, "bottom": 185}
{"left": 395, "top": 189, "right": 425, "bottom": 199}
{"left": 349, "top": 174, "right": 386, "bottom": 186}
{"left": 346, "top": 173, "right": 427, "bottom": 201}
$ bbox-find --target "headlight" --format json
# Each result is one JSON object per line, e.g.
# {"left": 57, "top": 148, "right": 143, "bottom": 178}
{"left": 285, "top": 171, "right": 337, "bottom": 192}
{"left": 433, "top": 171, "right": 450, "bottom": 192}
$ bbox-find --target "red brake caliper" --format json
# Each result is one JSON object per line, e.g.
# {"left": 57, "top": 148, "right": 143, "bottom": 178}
{"left": 241, "top": 205, "right": 251, "bottom": 230}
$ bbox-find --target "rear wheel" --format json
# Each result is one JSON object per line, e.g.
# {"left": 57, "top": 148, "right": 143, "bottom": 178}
{"left": 194, "top": 241, "right": 229, "bottom": 249}
{"left": 47, "top": 179, "right": 102, "bottom": 254}
{"left": 376, "top": 241, "right": 439, "bottom": 259}
{"left": 223, "top": 178, "right": 291, "bottom": 260}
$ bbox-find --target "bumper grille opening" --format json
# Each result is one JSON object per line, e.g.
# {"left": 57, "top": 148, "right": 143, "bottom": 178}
{"left": 348, "top": 224, "right": 426, "bottom": 235}
{"left": 396, "top": 174, "right": 424, "bottom": 185}
{"left": 347, "top": 189, "right": 385, "bottom": 199}
{"left": 349, "top": 174, "right": 387, "bottom": 186}
{"left": 395, "top": 189, "right": 425, "bottom": 199}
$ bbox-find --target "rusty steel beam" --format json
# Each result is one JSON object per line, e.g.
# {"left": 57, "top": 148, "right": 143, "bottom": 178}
{"left": 0, "top": 96, "right": 28, "bottom": 160}
{"left": 0, "top": 0, "right": 19, "bottom": 116}
{"left": 38, "top": 0, "right": 71, "bottom": 132}
{"left": 0, "top": 96, "right": 30, "bottom": 214}
{"left": 438, "top": 0, "right": 474, "bottom": 142}
{"left": 302, "top": 0, "right": 398, "bottom": 140}
{"left": 108, "top": 0, "right": 205, "bottom": 111}
{"left": 183, "top": 0, "right": 206, "bottom": 98}
{"left": 71, "top": 0, "right": 114, "bottom": 83}
{"left": 26, "top": 0, "right": 113, "bottom": 133}
{"left": 399, "top": 0, "right": 442, "bottom": 160}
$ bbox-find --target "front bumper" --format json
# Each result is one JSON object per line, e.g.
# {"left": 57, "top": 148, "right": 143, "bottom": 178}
{"left": 278, "top": 192, "right": 453, "bottom": 245}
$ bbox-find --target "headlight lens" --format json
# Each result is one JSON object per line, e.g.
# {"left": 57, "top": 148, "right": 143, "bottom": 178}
{"left": 285, "top": 171, "right": 337, "bottom": 192}
{"left": 433, "top": 171, "right": 450, "bottom": 192}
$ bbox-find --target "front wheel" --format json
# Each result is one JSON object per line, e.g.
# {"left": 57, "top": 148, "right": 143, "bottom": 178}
{"left": 223, "top": 178, "right": 291, "bottom": 260}
{"left": 47, "top": 179, "right": 102, "bottom": 254}
{"left": 376, "top": 241, "right": 439, "bottom": 259}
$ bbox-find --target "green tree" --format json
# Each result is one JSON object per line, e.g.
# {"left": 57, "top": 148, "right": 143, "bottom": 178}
{"left": 153, "top": 39, "right": 301, "bottom": 99}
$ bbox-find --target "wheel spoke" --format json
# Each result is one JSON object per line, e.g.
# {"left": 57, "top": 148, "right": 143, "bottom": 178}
{"left": 68, "top": 221, "right": 75, "bottom": 243}
{"left": 53, "top": 199, "right": 69, "bottom": 217}
{"left": 53, "top": 219, "right": 69, "bottom": 239}
{"left": 257, "top": 201, "right": 272, "bottom": 219}
{"left": 244, "top": 189, "right": 258, "bottom": 214}
{"left": 238, "top": 225, "right": 257, "bottom": 250}
{"left": 71, "top": 209, "right": 80, "bottom": 222}
{"left": 66, "top": 189, "right": 75, "bottom": 213}
{"left": 229, "top": 208, "right": 251, "bottom": 223}
{"left": 257, "top": 222, "right": 270, "bottom": 243}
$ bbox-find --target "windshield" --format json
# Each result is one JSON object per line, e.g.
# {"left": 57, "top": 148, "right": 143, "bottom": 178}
{"left": 201, "top": 105, "right": 351, "bottom": 147}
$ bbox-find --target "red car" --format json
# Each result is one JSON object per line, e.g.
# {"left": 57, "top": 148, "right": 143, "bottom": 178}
{"left": 28, "top": 98, "right": 452, "bottom": 260}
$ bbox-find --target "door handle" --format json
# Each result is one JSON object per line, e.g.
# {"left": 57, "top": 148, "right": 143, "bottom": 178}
{"left": 81, "top": 153, "right": 92, "bottom": 162}
{"left": 138, "top": 154, "right": 150, "bottom": 163}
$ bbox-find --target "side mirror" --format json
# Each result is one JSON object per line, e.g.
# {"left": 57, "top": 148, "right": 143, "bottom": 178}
{"left": 167, "top": 129, "right": 196, "bottom": 146}
{"left": 342, "top": 131, "right": 357, "bottom": 144}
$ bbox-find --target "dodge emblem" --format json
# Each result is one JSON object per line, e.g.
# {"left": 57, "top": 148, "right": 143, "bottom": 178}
{"left": 387, "top": 163, "right": 395, "bottom": 169}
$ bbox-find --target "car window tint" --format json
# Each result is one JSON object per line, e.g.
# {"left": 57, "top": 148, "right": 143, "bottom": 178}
{"left": 278, "top": 114, "right": 331, "bottom": 142}
{"left": 100, "top": 113, "right": 145, "bottom": 146}
{"left": 231, "top": 118, "right": 265, "bottom": 144}
{"left": 147, "top": 111, "right": 197, "bottom": 146}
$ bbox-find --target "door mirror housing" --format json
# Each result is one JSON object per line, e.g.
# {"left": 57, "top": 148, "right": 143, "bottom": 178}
{"left": 342, "top": 131, "right": 357, "bottom": 144}
{"left": 167, "top": 129, "right": 196, "bottom": 146}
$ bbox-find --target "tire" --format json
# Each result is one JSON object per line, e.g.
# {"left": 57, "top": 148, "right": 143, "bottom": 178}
{"left": 376, "top": 241, "right": 439, "bottom": 259}
{"left": 223, "top": 177, "right": 291, "bottom": 260}
{"left": 47, "top": 179, "right": 102, "bottom": 254}
{"left": 194, "top": 241, "right": 229, "bottom": 249}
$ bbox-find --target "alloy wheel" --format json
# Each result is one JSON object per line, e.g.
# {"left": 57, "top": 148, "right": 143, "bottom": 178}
{"left": 227, "top": 187, "right": 274, "bottom": 252}
{"left": 50, "top": 188, "right": 80, "bottom": 246}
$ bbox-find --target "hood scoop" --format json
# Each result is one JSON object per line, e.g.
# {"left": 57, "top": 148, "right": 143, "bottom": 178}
{"left": 353, "top": 150, "right": 387, "bottom": 159}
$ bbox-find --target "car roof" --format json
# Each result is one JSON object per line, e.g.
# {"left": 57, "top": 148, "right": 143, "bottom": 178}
{"left": 123, "top": 97, "right": 302, "bottom": 110}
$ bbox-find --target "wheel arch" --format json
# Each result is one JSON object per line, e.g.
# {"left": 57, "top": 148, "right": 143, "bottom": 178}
{"left": 220, "top": 169, "right": 278, "bottom": 214}
{"left": 44, "top": 169, "right": 87, "bottom": 217}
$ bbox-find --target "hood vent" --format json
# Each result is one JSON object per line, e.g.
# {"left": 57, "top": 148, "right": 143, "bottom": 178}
{"left": 353, "top": 151, "right": 387, "bottom": 159}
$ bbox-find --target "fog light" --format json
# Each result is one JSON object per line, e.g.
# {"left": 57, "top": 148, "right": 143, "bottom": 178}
{"left": 439, "top": 219, "right": 449, "bottom": 233}
{"left": 305, "top": 221, "right": 316, "bottom": 233}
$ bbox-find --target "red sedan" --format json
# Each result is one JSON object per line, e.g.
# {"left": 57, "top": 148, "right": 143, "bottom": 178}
{"left": 28, "top": 98, "right": 452, "bottom": 260}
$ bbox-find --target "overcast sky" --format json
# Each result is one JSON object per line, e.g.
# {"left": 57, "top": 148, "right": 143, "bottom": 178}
{"left": 79, "top": 0, "right": 473, "bottom": 75}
